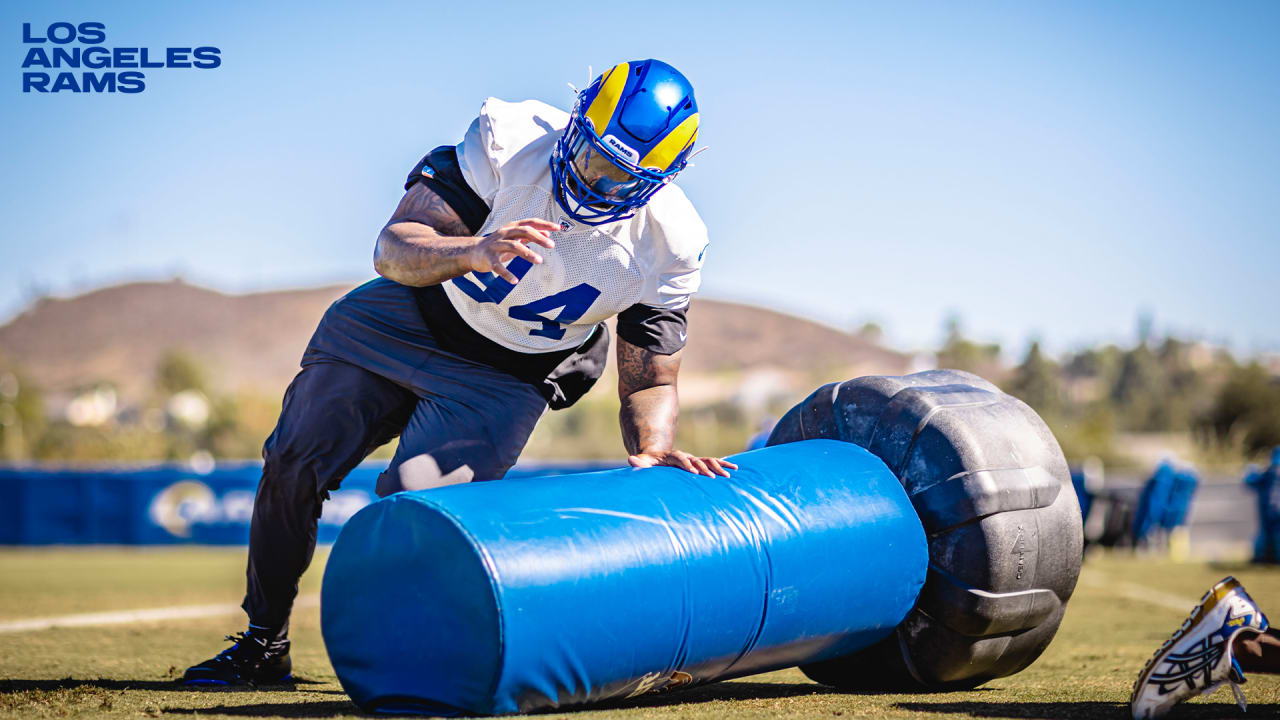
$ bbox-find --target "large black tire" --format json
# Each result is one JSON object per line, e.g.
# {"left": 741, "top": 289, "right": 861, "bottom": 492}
{"left": 768, "top": 370, "right": 1082, "bottom": 690}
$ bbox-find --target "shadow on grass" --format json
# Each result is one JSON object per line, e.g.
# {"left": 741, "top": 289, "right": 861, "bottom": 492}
{"left": 153, "top": 682, "right": 844, "bottom": 717}
{"left": 896, "top": 700, "right": 1278, "bottom": 719}
{"left": 117, "top": 680, "right": 885, "bottom": 718}
{"left": 0, "top": 676, "right": 333, "bottom": 693}
{"left": 570, "top": 681, "right": 988, "bottom": 714}
{"left": 8, "top": 678, "right": 1091, "bottom": 719}
{"left": 162, "top": 700, "right": 360, "bottom": 717}
{"left": 593, "top": 680, "right": 841, "bottom": 710}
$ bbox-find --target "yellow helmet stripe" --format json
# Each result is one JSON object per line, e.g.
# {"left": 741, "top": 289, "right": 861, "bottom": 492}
{"left": 584, "top": 62, "right": 630, "bottom": 134}
{"left": 639, "top": 113, "right": 699, "bottom": 172}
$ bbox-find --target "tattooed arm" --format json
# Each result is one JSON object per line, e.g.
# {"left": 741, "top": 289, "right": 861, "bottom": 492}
{"left": 373, "top": 183, "right": 560, "bottom": 286}
{"left": 617, "top": 337, "right": 737, "bottom": 477}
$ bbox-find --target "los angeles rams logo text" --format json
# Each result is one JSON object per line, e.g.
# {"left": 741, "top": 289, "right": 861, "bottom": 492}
{"left": 20, "top": 21, "right": 222, "bottom": 94}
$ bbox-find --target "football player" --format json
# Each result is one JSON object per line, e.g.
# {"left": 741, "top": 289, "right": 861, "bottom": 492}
{"left": 183, "top": 59, "right": 737, "bottom": 686}
{"left": 1245, "top": 448, "right": 1280, "bottom": 563}
{"left": 1131, "top": 576, "right": 1280, "bottom": 718}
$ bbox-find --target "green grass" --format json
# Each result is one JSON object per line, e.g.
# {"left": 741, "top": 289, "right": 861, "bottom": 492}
{"left": 1, "top": 549, "right": 1278, "bottom": 719}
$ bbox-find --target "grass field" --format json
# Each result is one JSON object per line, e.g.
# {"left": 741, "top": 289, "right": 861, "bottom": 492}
{"left": 1, "top": 549, "right": 1277, "bottom": 719}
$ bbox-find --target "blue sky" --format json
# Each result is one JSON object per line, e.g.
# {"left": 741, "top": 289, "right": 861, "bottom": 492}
{"left": 2, "top": 1, "right": 1277, "bottom": 356}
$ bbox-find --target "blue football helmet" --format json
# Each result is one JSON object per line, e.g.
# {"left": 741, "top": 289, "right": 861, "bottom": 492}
{"left": 551, "top": 59, "right": 700, "bottom": 225}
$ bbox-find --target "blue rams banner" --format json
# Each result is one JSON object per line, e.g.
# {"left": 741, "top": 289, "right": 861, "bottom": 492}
{"left": 0, "top": 461, "right": 619, "bottom": 545}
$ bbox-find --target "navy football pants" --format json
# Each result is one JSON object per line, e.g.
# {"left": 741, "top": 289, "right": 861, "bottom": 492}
{"left": 243, "top": 279, "right": 547, "bottom": 633}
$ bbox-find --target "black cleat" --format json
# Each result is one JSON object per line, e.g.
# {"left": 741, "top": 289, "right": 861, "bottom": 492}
{"left": 182, "top": 630, "right": 292, "bottom": 687}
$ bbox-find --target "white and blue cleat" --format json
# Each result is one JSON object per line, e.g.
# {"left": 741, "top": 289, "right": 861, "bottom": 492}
{"left": 1131, "top": 576, "right": 1269, "bottom": 719}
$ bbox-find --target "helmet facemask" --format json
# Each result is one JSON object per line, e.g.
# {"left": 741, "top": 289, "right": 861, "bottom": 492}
{"left": 551, "top": 104, "right": 675, "bottom": 226}
{"left": 567, "top": 133, "right": 646, "bottom": 207}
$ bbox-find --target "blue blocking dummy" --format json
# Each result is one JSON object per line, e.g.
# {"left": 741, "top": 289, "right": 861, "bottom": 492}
{"left": 321, "top": 440, "right": 927, "bottom": 715}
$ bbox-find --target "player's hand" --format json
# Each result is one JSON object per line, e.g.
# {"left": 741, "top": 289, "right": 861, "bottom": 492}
{"left": 469, "top": 218, "right": 559, "bottom": 283}
{"left": 628, "top": 450, "right": 738, "bottom": 478}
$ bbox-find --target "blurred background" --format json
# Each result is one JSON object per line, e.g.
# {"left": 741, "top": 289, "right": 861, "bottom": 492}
{"left": 1, "top": 1, "right": 1278, "bottom": 557}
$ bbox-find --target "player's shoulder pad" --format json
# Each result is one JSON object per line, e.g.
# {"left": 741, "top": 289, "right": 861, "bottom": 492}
{"left": 643, "top": 183, "right": 709, "bottom": 268}
{"left": 476, "top": 97, "right": 569, "bottom": 163}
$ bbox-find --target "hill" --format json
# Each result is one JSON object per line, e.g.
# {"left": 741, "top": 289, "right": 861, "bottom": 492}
{"left": 0, "top": 279, "right": 911, "bottom": 403}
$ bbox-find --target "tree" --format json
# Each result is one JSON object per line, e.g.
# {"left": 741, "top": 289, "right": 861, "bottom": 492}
{"left": 855, "top": 321, "right": 884, "bottom": 345}
{"left": 1111, "top": 343, "right": 1166, "bottom": 431}
{"left": 156, "top": 351, "right": 208, "bottom": 395}
{"left": 1154, "top": 337, "right": 1212, "bottom": 432}
{"left": 1006, "top": 340, "right": 1063, "bottom": 417}
{"left": 937, "top": 316, "right": 1001, "bottom": 375}
{"left": 0, "top": 369, "right": 45, "bottom": 460}
{"left": 1199, "top": 363, "right": 1280, "bottom": 457}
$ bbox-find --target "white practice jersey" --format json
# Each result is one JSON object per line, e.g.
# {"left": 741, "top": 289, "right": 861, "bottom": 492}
{"left": 449, "top": 98, "right": 709, "bottom": 354}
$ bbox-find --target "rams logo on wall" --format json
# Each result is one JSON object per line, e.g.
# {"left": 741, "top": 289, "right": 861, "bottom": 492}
{"left": 148, "top": 480, "right": 223, "bottom": 537}
{"left": 147, "top": 478, "right": 371, "bottom": 538}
